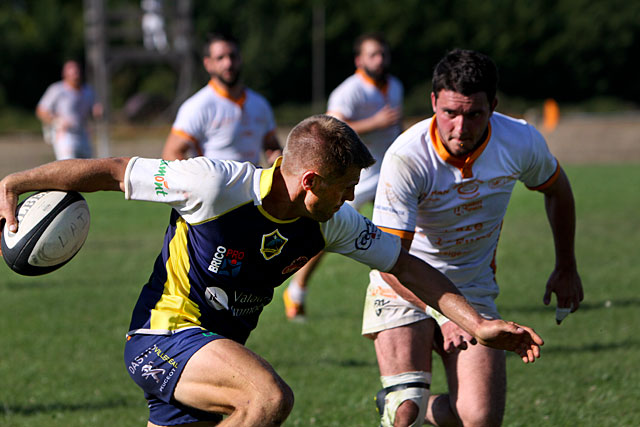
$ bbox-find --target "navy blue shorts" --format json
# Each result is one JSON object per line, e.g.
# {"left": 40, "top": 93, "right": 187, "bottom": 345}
{"left": 124, "top": 328, "right": 225, "bottom": 425}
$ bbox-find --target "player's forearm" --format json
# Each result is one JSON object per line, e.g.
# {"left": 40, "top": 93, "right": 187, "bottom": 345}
{"left": 388, "top": 251, "right": 483, "bottom": 336}
{"left": 1, "top": 158, "right": 128, "bottom": 195}
{"left": 544, "top": 169, "right": 577, "bottom": 269}
{"left": 35, "top": 107, "right": 54, "bottom": 124}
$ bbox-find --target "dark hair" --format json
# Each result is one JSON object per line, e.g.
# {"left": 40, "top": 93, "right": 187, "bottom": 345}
{"left": 202, "top": 32, "right": 238, "bottom": 58}
{"left": 282, "top": 115, "right": 375, "bottom": 179}
{"left": 353, "top": 32, "right": 389, "bottom": 57}
{"left": 432, "top": 49, "right": 499, "bottom": 103}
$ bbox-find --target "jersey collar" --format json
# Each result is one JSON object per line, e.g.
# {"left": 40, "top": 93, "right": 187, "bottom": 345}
{"left": 208, "top": 79, "right": 247, "bottom": 107}
{"left": 355, "top": 68, "right": 388, "bottom": 95}
{"left": 429, "top": 115, "right": 492, "bottom": 179}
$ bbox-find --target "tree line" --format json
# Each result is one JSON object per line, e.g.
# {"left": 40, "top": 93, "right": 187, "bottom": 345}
{"left": 1, "top": 0, "right": 638, "bottom": 121}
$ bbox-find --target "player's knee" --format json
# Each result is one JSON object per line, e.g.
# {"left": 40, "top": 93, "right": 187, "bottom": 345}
{"left": 376, "top": 371, "right": 431, "bottom": 427}
{"left": 456, "top": 401, "right": 503, "bottom": 427}
{"left": 256, "top": 380, "right": 294, "bottom": 425}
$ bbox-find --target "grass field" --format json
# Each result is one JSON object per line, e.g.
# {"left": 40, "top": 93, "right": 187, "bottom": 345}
{"left": 1, "top": 164, "right": 639, "bottom": 426}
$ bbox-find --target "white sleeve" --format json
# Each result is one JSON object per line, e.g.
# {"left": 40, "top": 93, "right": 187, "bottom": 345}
{"left": 520, "top": 125, "right": 559, "bottom": 189}
{"left": 372, "top": 150, "right": 424, "bottom": 232}
{"left": 327, "top": 84, "right": 357, "bottom": 119}
{"left": 321, "top": 204, "right": 401, "bottom": 272}
{"left": 37, "top": 84, "right": 59, "bottom": 112}
{"left": 124, "top": 157, "right": 255, "bottom": 224}
{"left": 172, "top": 98, "right": 207, "bottom": 141}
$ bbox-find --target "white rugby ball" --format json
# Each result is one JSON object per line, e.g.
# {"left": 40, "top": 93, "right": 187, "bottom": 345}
{"left": 1, "top": 191, "right": 90, "bottom": 276}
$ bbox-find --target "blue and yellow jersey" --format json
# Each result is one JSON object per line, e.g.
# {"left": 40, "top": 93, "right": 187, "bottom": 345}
{"left": 124, "top": 157, "right": 401, "bottom": 343}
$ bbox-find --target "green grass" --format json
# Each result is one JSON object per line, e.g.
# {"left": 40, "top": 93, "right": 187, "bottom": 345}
{"left": 1, "top": 164, "right": 639, "bottom": 426}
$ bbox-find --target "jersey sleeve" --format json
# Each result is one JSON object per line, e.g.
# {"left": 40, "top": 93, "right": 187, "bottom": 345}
{"left": 124, "top": 157, "right": 254, "bottom": 224}
{"left": 372, "top": 149, "right": 424, "bottom": 237}
{"left": 37, "top": 83, "right": 59, "bottom": 112}
{"left": 321, "top": 204, "right": 401, "bottom": 272}
{"left": 520, "top": 125, "right": 560, "bottom": 190}
{"left": 327, "top": 82, "right": 357, "bottom": 119}
{"left": 171, "top": 98, "right": 207, "bottom": 142}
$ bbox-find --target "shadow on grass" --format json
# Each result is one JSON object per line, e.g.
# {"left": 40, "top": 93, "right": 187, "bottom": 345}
{"left": 505, "top": 338, "right": 640, "bottom": 357}
{"left": 500, "top": 297, "right": 640, "bottom": 315}
{"left": 0, "top": 397, "right": 140, "bottom": 417}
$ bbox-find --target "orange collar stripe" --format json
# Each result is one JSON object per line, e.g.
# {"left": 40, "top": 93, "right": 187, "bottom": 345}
{"left": 208, "top": 80, "right": 247, "bottom": 107}
{"left": 430, "top": 116, "right": 492, "bottom": 178}
{"left": 356, "top": 68, "right": 388, "bottom": 95}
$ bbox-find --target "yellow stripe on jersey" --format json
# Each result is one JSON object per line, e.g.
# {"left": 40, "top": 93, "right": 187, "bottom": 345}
{"left": 150, "top": 217, "right": 202, "bottom": 331}
{"left": 260, "top": 156, "right": 282, "bottom": 198}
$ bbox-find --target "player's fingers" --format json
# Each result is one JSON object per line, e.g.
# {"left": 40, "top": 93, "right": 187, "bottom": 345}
{"left": 514, "top": 323, "right": 544, "bottom": 346}
{"left": 542, "top": 287, "right": 552, "bottom": 305}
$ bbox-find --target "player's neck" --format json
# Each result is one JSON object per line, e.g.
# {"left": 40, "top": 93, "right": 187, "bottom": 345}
{"left": 262, "top": 169, "right": 303, "bottom": 221}
{"left": 211, "top": 78, "right": 244, "bottom": 101}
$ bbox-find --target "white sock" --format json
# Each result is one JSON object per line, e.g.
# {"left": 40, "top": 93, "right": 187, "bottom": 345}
{"left": 287, "top": 280, "right": 307, "bottom": 304}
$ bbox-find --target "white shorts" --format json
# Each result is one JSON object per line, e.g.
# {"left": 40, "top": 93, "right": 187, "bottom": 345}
{"left": 53, "top": 130, "right": 92, "bottom": 160}
{"left": 361, "top": 270, "right": 501, "bottom": 338}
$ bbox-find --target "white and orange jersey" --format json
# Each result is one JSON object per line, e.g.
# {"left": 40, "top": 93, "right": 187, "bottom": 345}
{"left": 372, "top": 112, "right": 559, "bottom": 291}
{"left": 37, "top": 81, "right": 95, "bottom": 135}
{"left": 327, "top": 70, "right": 403, "bottom": 207}
{"left": 327, "top": 69, "right": 403, "bottom": 164}
{"left": 171, "top": 80, "right": 276, "bottom": 165}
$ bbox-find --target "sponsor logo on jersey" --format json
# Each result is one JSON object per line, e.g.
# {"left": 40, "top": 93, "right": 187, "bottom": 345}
{"left": 208, "top": 246, "right": 244, "bottom": 276}
{"left": 205, "top": 286, "right": 229, "bottom": 310}
{"left": 260, "top": 229, "right": 288, "bottom": 260}
{"left": 282, "top": 256, "right": 309, "bottom": 275}
{"left": 355, "top": 217, "right": 381, "bottom": 250}
{"left": 205, "top": 286, "right": 272, "bottom": 317}
{"left": 456, "top": 180, "right": 481, "bottom": 200}
{"left": 154, "top": 159, "right": 170, "bottom": 196}
{"left": 453, "top": 200, "right": 483, "bottom": 216}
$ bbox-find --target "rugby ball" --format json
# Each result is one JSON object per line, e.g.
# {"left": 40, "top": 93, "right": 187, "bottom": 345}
{"left": 1, "top": 191, "right": 90, "bottom": 276}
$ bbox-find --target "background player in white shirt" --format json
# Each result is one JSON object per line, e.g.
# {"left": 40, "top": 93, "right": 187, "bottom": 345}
{"left": 162, "top": 33, "right": 281, "bottom": 166}
{"left": 362, "top": 50, "right": 583, "bottom": 427}
{"left": 284, "top": 33, "right": 404, "bottom": 320}
{"left": 36, "top": 60, "right": 102, "bottom": 160}
{"left": 1, "top": 115, "right": 543, "bottom": 427}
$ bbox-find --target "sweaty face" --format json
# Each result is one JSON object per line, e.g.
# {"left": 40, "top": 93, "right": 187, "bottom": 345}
{"left": 306, "top": 166, "right": 361, "bottom": 222}
{"left": 431, "top": 89, "right": 497, "bottom": 157}
{"left": 204, "top": 41, "right": 242, "bottom": 87}
{"left": 356, "top": 39, "right": 390, "bottom": 82}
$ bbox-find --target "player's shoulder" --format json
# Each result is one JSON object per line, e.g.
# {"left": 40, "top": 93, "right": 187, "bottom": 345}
{"left": 330, "top": 74, "right": 363, "bottom": 95}
{"left": 244, "top": 87, "right": 273, "bottom": 109}
{"left": 491, "top": 112, "right": 544, "bottom": 144}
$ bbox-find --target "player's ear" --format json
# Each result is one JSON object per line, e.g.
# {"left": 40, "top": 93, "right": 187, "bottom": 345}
{"left": 301, "top": 171, "right": 319, "bottom": 191}
{"left": 431, "top": 92, "right": 437, "bottom": 112}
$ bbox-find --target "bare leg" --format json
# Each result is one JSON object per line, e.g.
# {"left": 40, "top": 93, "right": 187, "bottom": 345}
{"left": 172, "top": 338, "right": 294, "bottom": 426}
{"left": 426, "top": 344, "right": 506, "bottom": 427}
{"left": 374, "top": 319, "right": 435, "bottom": 426}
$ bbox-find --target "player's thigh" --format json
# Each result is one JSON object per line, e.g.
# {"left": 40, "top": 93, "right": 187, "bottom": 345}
{"left": 174, "top": 337, "right": 293, "bottom": 415}
{"left": 373, "top": 319, "right": 436, "bottom": 375}
{"left": 442, "top": 343, "right": 506, "bottom": 420}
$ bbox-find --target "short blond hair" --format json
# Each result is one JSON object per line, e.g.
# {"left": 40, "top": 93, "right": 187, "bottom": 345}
{"left": 281, "top": 115, "right": 375, "bottom": 179}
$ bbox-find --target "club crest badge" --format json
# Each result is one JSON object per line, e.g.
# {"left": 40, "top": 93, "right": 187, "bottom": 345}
{"left": 260, "top": 229, "right": 288, "bottom": 260}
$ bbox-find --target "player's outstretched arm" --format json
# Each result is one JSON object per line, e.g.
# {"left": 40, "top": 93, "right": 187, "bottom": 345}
{"left": 540, "top": 167, "right": 584, "bottom": 323}
{"left": 0, "top": 158, "right": 129, "bottom": 233}
{"left": 387, "top": 249, "right": 543, "bottom": 363}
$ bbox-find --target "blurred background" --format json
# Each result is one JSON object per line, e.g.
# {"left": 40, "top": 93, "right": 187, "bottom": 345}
{"left": 0, "top": 0, "right": 639, "bottom": 154}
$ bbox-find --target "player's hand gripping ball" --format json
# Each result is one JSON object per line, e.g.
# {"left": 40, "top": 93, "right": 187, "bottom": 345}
{"left": 1, "top": 191, "right": 90, "bottom": 276}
